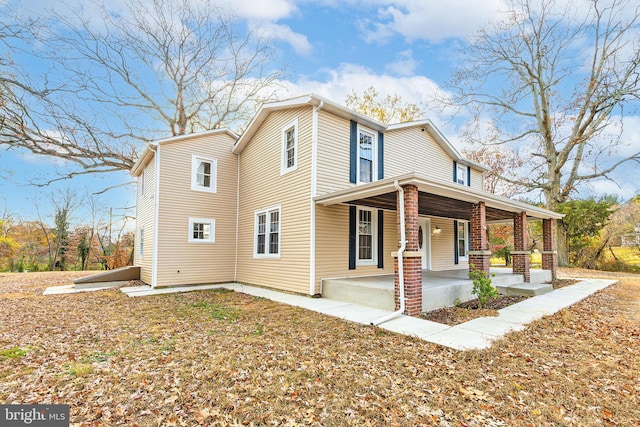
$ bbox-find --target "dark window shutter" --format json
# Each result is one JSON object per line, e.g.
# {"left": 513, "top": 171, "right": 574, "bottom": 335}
{"left": 377, "top": 210, "right": 384, "bottom": 268}
{"left": 453, "top": 219, "right": 459, "bottom": 265}
{"left": 349, "top": 205, "right": 356, "bottom": 269}
{"left": 453, "top": 160, "right": 457, "bottom": 183}
{"left": 350, "top": 121, "right": 357, "bottom": 183}
{"left": 378, "top": 131, "right": 384, "bottom": 180}
{"left": 467, "top": 166, "right": 471, "bottom": 187}
{"left": 467, "top": 222, "right": 472, "bottom": 251}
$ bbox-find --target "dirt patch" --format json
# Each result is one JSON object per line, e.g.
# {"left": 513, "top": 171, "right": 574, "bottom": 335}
{"left": 421, "top": 295, "right": 528, "bottom": 326}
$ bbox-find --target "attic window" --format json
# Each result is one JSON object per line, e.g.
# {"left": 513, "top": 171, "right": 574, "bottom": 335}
{"left": 191, "top": 155, "right": 217, "bottom": 193}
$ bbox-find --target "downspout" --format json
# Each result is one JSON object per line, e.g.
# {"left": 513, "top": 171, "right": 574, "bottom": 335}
{"left": 372, "top": 180, "right": 406, "bottom": 326}
{"left": 234, "top": 152, "right": 240, "bottom": 282}
{"left": 150, "top": 145, "right": 159, "bottom": 289}
{"left": 310, "top": 100, "right": 323, "bottom": 295}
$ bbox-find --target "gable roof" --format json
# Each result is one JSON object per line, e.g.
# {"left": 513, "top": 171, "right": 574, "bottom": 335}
{"left": 130, "top": 128, "right": 238, "bottom": 177}
{"left": 232, "top": 93, "right": 487, "bottom": 172}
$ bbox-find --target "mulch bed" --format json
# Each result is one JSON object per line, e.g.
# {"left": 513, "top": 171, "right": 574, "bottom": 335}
{"left": 421, "top": 295, "right": 528, "bottom": 325}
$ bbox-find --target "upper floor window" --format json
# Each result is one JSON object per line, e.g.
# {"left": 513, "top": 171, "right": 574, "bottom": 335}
{"left": 189, "top": 218, "right": 215, "bottom": 243}
{"left": 457, "top": 164, "right": 467, "bottom": 185}
{"left": 358, "top": 126, "right": 377, "bottom": 184}
{"left": 281, "top": 118, "right": 298, "bottom": 175}
{"left": 191, "top": 155, "right": 217, "bottom": 193}
{"left": 138, "top": 168, "right": 145, "bottom": 198}
{"left": 255, "top": 206, "right": 281, "bottom": 258}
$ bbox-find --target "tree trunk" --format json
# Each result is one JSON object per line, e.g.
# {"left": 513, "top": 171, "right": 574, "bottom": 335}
{"left": 555, "top": 222, "right": 569, "bottom": 266}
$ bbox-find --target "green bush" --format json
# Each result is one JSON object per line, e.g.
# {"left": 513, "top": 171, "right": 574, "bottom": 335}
{"left": 469, "top": 264, "right": 498, "bottom": 308}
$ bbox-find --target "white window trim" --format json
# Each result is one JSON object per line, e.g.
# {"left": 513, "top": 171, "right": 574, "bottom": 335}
{"left": 357, "top": 207, "right": 377, "bottom": 265}
{"left": 281, "top": 117, "right": 298, "bottom": 175}
{"left": 457, "top": 220, "right": 469, "bottom": 261}
{"left": 254, "top": 205, "right": 281, "bottom": 259}
{"left": 457, "top": 164, "right": 467, "bottom": 186}
{"left": 188, "top": 218, "right": 216, "bottom": 243}
{"left": 356, "top": 125, "right": 378, "bottom": 185}
{"left": 191, "top": 155, "right": 217, "bottom": 193}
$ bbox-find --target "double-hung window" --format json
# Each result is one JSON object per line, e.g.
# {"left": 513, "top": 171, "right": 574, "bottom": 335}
{"left": 358, "top": 127, "right": 376, "bottom": 184}
{"left": 191, "top": 155, "right": 217, "bottom": 193}
{"left": 457, "top": 164, "right": 467, "bottom": 185}
{"left": 138, "top": 169, "right": 145, "bottom": 198}
{"left": 457, "top": 221, "right": 468, "bottom": 259}
{"left": 357, "top": 208, "right": 376, "bottom": 264}
{"left": 189, "top": 218, "right": 215, "bottom": 243}
{"left": 281, "top": 118, "right": 298, "bottom": 174}
{"left": 255, "top": 206, "right": 281, "bottom": 258}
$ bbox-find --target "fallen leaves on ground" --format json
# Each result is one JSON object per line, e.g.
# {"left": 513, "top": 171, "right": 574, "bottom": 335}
{"left": 0, "top": 269, "right": 639, "bottom": 426}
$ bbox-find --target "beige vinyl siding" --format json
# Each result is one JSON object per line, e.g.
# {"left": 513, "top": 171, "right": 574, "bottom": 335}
{"left": 155, "top": 133, "right": 237, "bottom": 287}
{"left": 135, "top": 159, "right": 156, "bottom": 284}
{"left": 314, "top": 205, "right": 397, "bottom": 292}
{"left": 385, "top": 127, "right": 454, "bottom": 181}
{"left": 429, "top": 217, "right": 468, "bottom": 271}
{"left": 316, "top": 110, "right": 354, "bottom": 196}
{"left": 470, "top": 169, "right": 484, "bottom": 191}
{"left": 236, "top": 106, "right": 313, "bottom": 294}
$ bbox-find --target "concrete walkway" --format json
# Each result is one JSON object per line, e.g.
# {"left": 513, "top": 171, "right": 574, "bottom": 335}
{"left": 118, "top": 278, "right": 616, "bottom": 350}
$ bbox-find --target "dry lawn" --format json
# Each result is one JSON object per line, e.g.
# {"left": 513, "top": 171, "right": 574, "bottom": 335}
{"left": 0, "top": 270, "right": 638, "bottom": 426}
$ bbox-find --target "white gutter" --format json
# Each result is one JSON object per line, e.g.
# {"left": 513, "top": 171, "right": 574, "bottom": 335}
{"left": 372, "top": 181, "right": 406, "bottom": 326}
{"left": 234, "top": 152, "right": 241, "bottom": 282}
{"left": 150, "top": 145, "right": 160, "bottom": 288}
{"left": 309, "top": 101, "right": 323, "bottom": 295}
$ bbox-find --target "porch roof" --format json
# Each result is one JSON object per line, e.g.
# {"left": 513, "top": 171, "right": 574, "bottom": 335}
{"left": 314, "top": 173, "right": 563, "bottom": 221}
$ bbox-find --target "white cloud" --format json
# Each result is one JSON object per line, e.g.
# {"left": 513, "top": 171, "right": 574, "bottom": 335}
{"left": 385, "top": 49, "right": 418, "bottom": 76}
{"left": 361, "top": 0, "right": 507, "bottom": 43}
{"left": 251, "top": 22, "right": 312, "bottom": 55}
{"left": 215, "top": 0, "right": 298, "bottom": 21}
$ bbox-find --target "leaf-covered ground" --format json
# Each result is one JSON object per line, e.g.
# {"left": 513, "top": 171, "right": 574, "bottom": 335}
{"left": 0, "top": 269, "right": 638, "bottom": 426}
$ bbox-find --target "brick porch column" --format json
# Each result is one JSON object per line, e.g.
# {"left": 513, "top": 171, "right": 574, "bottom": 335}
{"left": 393, "top": 184, "right": 422, "bottom": 316}
{"left": 468, "top": 201, "right": 491, "bottom": 276}
{"left": 512, "top": 211, "right": 531, "bottom": 282}
{"left": 542, "top": 218, "right": 557, "bottom": 280}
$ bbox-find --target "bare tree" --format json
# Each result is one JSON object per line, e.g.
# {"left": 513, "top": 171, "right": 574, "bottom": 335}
{"left": 441, "top": 0, "right": 640, "bottom": 209}
{"left": 0, "top": 0, "right": 283, "bottom": 183}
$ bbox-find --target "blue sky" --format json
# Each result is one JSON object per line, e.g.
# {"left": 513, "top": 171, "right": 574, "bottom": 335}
{"left": 1, "top": 0, "right": 639, "bottom": 224}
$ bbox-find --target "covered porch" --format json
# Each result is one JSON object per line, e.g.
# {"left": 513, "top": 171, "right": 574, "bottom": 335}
{"left": 322, "top": 268, "right": 553, "bottom": 312}
{"left": 315, "top": 173, "right": 563, "bottom": 315}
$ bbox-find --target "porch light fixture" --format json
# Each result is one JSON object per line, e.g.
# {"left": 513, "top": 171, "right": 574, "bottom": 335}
{"left": 433, "top": 226, "right": 442, "bottom": 234}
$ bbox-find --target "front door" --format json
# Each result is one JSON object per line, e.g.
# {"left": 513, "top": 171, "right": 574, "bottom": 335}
{"left": 418, "top": 218, "right": 431, "bottom": 270}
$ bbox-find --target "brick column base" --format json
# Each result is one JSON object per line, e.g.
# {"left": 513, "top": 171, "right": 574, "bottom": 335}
{"left": 542, "top": 251, "right": 557, "bottom": 280}
{"left": 468, "top": 251, "right": 490, "bottom": 276}
{"left": 394, "top": 255, "right": 422, "bottom": 316}
{"left": 512, "top": 252, "right": 531, "bottom": 283}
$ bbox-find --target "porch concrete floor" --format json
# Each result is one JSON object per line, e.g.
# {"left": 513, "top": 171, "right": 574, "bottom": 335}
{"left": 114, "top": 277, "right": 615, "bottom": 350}
{"left": 321, "top": 268, "right": 552, "bottom": 312}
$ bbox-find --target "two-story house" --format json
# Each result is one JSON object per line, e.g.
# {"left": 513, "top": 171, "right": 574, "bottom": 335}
{"left": 130, "top": 94, "right": 562, "bottom": 315}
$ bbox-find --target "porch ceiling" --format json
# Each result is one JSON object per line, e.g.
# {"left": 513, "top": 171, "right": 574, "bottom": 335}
{"left": 350, "top": 191, "right": 513, "bottom": 221}
{"left": 315, "top": 173, "right": 564, "bottom": 221}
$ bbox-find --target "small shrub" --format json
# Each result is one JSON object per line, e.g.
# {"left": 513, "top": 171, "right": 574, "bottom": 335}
{"left": 469, "top": 264, "right": 498, "bottom": 309}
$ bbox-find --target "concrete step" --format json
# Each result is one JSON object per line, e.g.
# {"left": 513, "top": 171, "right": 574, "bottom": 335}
{"left": 497, "top": 282, "right": 553, "bottom": 296}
